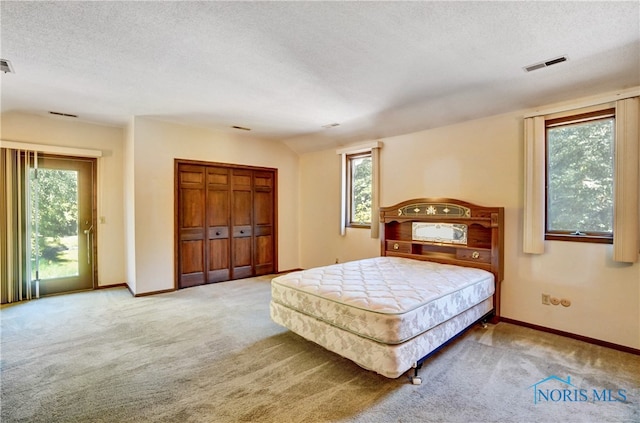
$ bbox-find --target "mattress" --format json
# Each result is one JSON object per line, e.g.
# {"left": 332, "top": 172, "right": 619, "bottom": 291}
{"left": 270, "top": 257, "right": 494, "bottom": 344}
{"left": 270, "top": 297, "right": 493, "bottom": 378}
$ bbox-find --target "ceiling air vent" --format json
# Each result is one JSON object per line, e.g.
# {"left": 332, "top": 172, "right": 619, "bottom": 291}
{"left": 524, "top": 55, "right": 568, "bottom": 72}
{"left": 49, "top": 111, "right": 78, "bottom": 118}
{"left": 1, "top": 58, "right": 15, "bottom": 73}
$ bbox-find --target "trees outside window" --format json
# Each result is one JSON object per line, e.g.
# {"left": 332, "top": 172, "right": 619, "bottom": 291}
{"left": 546, "top": 109, "right": 615, "bottom": 243}
{"left": 347, "top": 153, "right": 372, "bottom": 226}
{"left": 30, "top": 168, "right": 79, "bottom": 278}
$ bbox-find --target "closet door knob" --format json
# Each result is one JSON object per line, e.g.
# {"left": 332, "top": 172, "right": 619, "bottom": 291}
{"left": 216, "top": 231, "right": 220, "bottom": 236}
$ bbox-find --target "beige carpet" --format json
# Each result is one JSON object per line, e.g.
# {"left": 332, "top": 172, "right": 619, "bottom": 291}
{"left": 1, "top": 275, "right": 638, "bottom": 422}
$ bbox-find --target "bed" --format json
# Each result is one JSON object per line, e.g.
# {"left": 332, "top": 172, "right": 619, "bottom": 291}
{"left": 270, "top": 198, "right": 504, "bottom": 383}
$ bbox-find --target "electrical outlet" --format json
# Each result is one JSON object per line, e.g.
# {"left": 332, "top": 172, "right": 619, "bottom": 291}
{"left": 541, "top": 294, "right": 550, "bottom": 305}
{"left": 550, "top": 297, "right": 561, "bottom": 306}
{"left": 560, "top": 298, "right": 571, "bottom": 307}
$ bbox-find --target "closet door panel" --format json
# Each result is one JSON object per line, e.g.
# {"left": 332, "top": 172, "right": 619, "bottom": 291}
{"left": 207, "top": 167, "right": 231, "bottom": 282}
{"left": 181, "top": 241, "right": 204, "bottom": 273}
{"left": 233, "top": 191, "right": 252, "bottom": 225}
{"left": 253, "top": 172, "right": 275, "bottom": 275}
{"left": 209, "top": 238, "right": 230, "bottom": 282}
{"left": 255, "top": 234, "right": 273, "bottom": 275}
{"left": 232, "top": 236, "right": 252, "bottom": 279}
{"left": 232, "top": 170, "right": 253, "bottom": 278}
{"left": 208, "top": 190, "right": 230, "bottom": 226}
{"left": 178, "top": 165, "right": 207, "bottom": 288}
{"left": 182, "top": 190, "right": 205, "bottom": 228}
{"left": 254, "top": 190, "right": 272, "bottom": 226}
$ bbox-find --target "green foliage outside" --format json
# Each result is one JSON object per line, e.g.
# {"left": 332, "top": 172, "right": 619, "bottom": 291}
{"left": 30, "top": 168, "right": 79, "bottom": 279}
{"left": 351, "top": 156, "right": 372, "bottom": 224}
{"left": 547, "top": 118, "right": 614, "bottom": 233}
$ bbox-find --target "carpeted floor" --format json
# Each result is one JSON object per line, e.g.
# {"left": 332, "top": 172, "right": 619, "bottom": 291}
{"left": 1, "top": 275, "right": 638, "bottom": 422}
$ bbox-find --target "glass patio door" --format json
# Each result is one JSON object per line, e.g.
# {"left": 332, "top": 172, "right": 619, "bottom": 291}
{"left": 30, "top": 155, "right": 96, "bottom": 296}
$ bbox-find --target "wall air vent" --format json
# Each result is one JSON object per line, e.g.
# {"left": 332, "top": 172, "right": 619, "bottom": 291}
{"left": 1, "top": 58, "right": 15, "bottom": 73}
{"left": 49, "top": 111, "right": 78, "bottom": 118}
{"left": 524, "top": 55, "right": 568, "bottom": 72}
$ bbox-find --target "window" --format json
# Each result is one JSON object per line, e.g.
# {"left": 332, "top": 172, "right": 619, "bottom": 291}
{"left": 337, "top": 141, "right": 382, "bottom": 237}
{"left": 545, "top": 109, "right": 615, "bottom": 243}
{"left": 346, "top": 152, "right": 372, "bottom": 227}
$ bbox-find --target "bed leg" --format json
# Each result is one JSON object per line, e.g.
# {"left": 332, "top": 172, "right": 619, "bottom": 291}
{"left": 480, "top": 316, "right": 490, "bottom": 329}
{"left": 410, "top": 362, "right": 423, "bottom": 385}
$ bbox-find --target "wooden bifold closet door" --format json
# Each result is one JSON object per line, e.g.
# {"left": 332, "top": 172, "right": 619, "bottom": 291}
{"left": 176, "top": 160, "right": 277, "bottom": 289}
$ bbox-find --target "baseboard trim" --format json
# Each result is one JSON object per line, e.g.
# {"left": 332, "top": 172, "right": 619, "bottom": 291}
{"left": 500, "top": 317, "right": 640, "bottom": 356}
{"left": 96, "top": 283, "right": 127, "bottom": 290}
{"left": 275, "top": 268, "right": 303, "bottom": 274}
{"left": 134, "top": 288, "right": 176, "bottom": 297}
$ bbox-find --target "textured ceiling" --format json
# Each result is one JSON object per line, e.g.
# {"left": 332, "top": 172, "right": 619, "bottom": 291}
{"left": 1, "top": 1, "right": 639, "bottom": 153}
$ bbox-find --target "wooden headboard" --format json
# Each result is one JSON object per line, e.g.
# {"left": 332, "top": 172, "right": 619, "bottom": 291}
{"left": 380, "top": 198, "right": 504, "bottom": 319}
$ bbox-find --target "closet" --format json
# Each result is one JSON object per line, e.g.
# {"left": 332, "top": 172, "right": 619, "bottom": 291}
{"left": 175, "top": 160, "right": 277, "bottom": 288}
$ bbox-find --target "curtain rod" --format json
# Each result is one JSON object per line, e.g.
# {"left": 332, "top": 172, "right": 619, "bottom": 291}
{"left": 0, "top": 140, "right": 103, "bottom": 158}
{"left": 523, "top": 87, "right": 639, "bottom": 118}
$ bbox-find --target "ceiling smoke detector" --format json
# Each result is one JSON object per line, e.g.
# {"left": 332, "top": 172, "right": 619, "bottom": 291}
{"left": 524, "top": 55, "right": 569, "bottom": 72}
{"left": 1, "top": 58, "right": 15, "bottom": 74}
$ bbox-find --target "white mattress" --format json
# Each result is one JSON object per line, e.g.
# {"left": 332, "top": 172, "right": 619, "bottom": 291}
{"left": 271, "top": 257, "right": 494, "bottom": 344}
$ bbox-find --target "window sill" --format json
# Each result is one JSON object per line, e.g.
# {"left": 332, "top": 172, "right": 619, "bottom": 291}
{"left": 545, "top": 234, "right": 613, "bottom": 244}
{"left": 347, "top": 224, "right": 371, "bottom": 229}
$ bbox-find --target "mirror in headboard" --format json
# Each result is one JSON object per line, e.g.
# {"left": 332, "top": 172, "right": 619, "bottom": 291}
{"left": 412, "top": 222, "right": 468, "bottom": 245}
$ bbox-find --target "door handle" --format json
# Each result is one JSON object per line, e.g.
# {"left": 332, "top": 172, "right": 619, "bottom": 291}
{"left": 83, "top": 224, "right": 93, "bottom": 264}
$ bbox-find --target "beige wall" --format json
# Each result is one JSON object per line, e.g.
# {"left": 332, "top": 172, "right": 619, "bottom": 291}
{"left": 1, "top": 113, "right": 300, "bottom": 296}
{"left": 1, "top": 112, "right": 126, "bottom": 287}
{"left": 127, "top": 117, "right": 300, "bottom": 294}
{"left": 3, "top": 93, "right": 638, "bottom": 349}
{"left": 299, "top": 149, "right": 379, "bottom": 268}
{"left": 298, "top": 107, "right": 640, "bottom": 349}
{"left": 124, "top": 118, "right": 137, "bottom": 293}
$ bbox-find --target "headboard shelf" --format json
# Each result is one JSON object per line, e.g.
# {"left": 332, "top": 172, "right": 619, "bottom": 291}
{"left": 380, "top": 198, "right": 504, "bottom": 319}
{"left": 384, "top": 217, "right": 493, "bottom": 227}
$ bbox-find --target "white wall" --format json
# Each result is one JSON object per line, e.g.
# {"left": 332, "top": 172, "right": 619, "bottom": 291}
{"left": 298, "top": 103, "right": 640, "bottom": 349}
{"left": 127, "top": 117, "right": 300, "bottom": 295}
{"left": 1, "top": 112, "right": 126, "bottom": 287}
